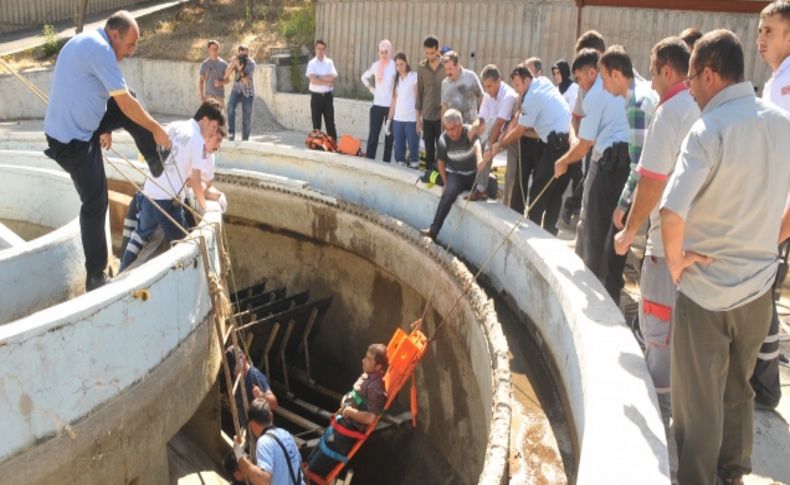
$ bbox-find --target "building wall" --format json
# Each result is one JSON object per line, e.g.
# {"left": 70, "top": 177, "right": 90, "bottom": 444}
{"left": 316, "top": 0, "right": 771, "bottom": 97}
{"left": 0, "top": 0, "right": 152, "bottom": 34}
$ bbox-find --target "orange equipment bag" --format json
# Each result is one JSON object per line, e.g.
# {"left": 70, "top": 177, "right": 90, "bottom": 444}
{"left": 305, "top": 130, "right": 338, "bottom": 152}
{"left": 336, "top": 134, "right": 363, "bottom": 156}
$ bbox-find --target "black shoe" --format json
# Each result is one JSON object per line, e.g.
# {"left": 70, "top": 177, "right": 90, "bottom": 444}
{"left": 229, "top": 133, "right": 235, "bottom": 141}
{"left": 464, "top": 189, "right": 487, "bottom": 202}
{"left": 420, "top": 228, "right": 436, "bottom": 241}
{"left": 145, "top": 145, "right": 169, "bottom": 178}
{"left": 86, "top": 272, "right": 109, "bottom": 292}
{"left": 560, "top": 206, "right": 573, "bottom": 227}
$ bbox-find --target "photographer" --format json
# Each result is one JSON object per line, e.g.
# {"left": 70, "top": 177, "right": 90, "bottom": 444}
{"left": 224, "top": 45, "right": 256, "bottom": 141}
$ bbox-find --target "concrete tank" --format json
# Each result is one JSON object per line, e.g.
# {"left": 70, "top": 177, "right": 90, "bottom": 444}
{"left": 219, "top": 175, "right": 511, "bottom": 483}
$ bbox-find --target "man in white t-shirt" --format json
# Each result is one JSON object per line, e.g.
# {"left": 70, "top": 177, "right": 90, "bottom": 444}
{"left": 120, "top": 99, "right": 224, "bottom": 271}
{"left": 467, "top": 64, "right": 517, "bottom": 201}
{"left": 750, "top": 0, "right": 790, "bottom": 411}
{"left": 306, "top": 39, "right": 338, "bottom": 140}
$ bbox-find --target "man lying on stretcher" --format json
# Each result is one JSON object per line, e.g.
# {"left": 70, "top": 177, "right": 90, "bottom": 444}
{"left": 307, "top": 343, "right": 388, "bottom": 475}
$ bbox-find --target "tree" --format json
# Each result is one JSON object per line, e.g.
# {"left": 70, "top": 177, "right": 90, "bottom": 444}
{"left": 75, "top": 0, "right": 89, "bottom": 34}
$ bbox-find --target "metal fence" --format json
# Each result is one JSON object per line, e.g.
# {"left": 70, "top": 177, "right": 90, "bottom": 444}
{"left": 316, "top": 0, "right": 771, "bottom": 97}
{"left": 0, "top": 0, "right": 151, "bottom": 34}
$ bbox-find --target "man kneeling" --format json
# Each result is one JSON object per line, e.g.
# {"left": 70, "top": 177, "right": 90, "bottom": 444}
{"left": 421, "top": 109, "right": 483, "bottom": 240}
{"left": 120, "top": 99, "right": 224, "bottom": 271}
{"left": 307, "top": 343, "right": 388, "bottom": 475}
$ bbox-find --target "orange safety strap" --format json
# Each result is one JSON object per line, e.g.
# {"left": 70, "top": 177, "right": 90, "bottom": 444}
{"left": 329, "top": 415, "right": 367, "bottom": 440}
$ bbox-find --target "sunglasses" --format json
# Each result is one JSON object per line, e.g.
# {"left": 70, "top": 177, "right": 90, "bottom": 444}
{"left": 683, "top": 70, "right": 702, "bottom": 87}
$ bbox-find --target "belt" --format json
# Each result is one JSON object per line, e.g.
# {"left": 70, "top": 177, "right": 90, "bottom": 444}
{"left": 600, "top": 142, "right": 630, "bottom": 172}
{"left": 311, "top": 91, "right": 333, "bottom": 96}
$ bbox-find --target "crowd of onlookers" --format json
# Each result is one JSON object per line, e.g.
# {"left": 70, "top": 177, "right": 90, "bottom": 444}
{"left": 288, "top": 3, "right": 790, "bottom": 484}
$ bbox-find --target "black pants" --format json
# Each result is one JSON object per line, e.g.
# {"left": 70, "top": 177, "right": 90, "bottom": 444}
{"left": 44, "top": 95, "right": 158, "bottom": 278}
{"left": 430, "top": 171, "right": 476, "bottom": 236}
{"left": 562, "top": 153, "right": 588, "bottom": 213}
{"left": 365, "top": 104, "right": 393, "bottom": 162}
{"left": 422, "top": 118, "right": 442, "bottom": 172}
{"left": 310, "top": 91, "right": 337, "bottom": 140}
{"left": 528, "top": 136, "right": 570, "bottom": 236}
{"left": 751, "top": 303, "right": 782, "bottom": 408}
{"left": 509, "top": 137, "right": 544, "bottom": 215}
{"left": 307, "top": 417, "right": 358, "bottom": 475}
{"left": 581, "top": 144, "right": 630, "bottom": 305}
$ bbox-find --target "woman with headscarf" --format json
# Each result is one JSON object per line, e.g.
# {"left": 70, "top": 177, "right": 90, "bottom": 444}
{"left": 551, "top": 59, "right": 578, "bottom": 112}
{"left": 361, "top": 39, "right": 396, "bottom": 162}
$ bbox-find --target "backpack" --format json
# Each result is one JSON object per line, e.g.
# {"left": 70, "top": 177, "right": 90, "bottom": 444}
{"left": 305, "top": 130, "right": 338, "bottom": 152}
{"left": 337, "top": 134, "right": 363, "bottom": 156}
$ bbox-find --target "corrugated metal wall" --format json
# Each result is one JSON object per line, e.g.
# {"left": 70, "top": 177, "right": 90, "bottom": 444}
{"left": 316, "top": 0, "right": 771, "bottom": 97}
{"left": 0, "top": 0, "right": 151, "bottom": 34}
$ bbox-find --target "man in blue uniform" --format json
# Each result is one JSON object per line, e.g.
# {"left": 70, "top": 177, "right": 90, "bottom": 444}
{"left": 43, "top": 10, "right": 171, "bottom": 291}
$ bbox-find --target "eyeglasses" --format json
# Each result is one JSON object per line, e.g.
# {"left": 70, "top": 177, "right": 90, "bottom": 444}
{"left": 684, "top": 71, "right": 702, "bottom": 87}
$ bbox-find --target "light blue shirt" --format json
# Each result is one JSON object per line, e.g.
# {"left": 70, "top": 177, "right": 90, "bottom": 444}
{"left": 518, "top": 76, "right": 570, "bottom": 142}
{"left": 578, "top": 76, "right": 629, "bottom": 159}
{"left": 256, "top": 427, "right": 305, "bottom": 485}
{"left": 44, "top": 27, "right": 128, "bottom": 143}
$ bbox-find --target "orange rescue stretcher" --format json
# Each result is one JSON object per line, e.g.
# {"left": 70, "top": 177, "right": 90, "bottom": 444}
{"left": 306, "top": 326, "right": 429, "bottom": 485}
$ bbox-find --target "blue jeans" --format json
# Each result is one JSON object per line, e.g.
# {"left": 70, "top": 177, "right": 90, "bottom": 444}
{"left": 120, "top": 197, "right": 186, "bottom": 271}
{"left": 227, "top": 90, "right": 253, "bottom": 140}
{"left": 392, "top": 120, "right": 419, "bottom": 163}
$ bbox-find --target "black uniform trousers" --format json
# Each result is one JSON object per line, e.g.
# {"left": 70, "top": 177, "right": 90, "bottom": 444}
{"left": 45, "top": 94, "right": 158, "bottom": 279}
{"left": 581, "top": 142, "right": 630, "bottom": 306}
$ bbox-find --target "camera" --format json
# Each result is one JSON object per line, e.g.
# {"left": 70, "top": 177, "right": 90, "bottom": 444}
{"left": 235, "top": 54, "right": 248, "bottom": 82}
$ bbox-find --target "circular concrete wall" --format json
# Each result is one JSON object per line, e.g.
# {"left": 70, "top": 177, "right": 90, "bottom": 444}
{"left": 219, "top": 174, "right": 510, "bottom": 484}
{"left": 0, "top": 164, "right": 83, "bottom": 323}
{"left": 0, "top": 151, "right": 227, "bottom": 484}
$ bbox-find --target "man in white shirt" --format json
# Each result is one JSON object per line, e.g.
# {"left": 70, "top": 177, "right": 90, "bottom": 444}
{"left": 751, "top": 0, "right": 790, "bottom": 411}
{"left": 491, "top": 64, "right": 571, "bottom": 235}
{"left": 611, "top": 37, "right": 699, "bottom": 421}
{"left": 660, "top": 30, "right": 790, "bottom": 485}
{"left": 120, "top": 99, "right": 224, "bottom": 271}
{"left": 467, "top": 64, "right": 517, "bottom": 201}
{"left": 306, "top": 39, "right": 338, "bottom": 140}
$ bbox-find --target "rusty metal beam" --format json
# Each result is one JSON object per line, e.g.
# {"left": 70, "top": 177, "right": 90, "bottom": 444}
{"left": 579, "top": 0, "right": 768, "bottom": 13}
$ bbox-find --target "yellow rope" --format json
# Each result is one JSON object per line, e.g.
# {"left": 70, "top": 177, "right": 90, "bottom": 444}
{"left": 3, "top": 57, "right": 253, "bottom": 437}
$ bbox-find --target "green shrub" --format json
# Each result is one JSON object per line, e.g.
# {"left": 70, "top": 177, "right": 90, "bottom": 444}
{"left": 279, "top": 3, "right": 315, "bottom": 48}
{"left": 41, "top": 24, "right": 62, "bottom": 58}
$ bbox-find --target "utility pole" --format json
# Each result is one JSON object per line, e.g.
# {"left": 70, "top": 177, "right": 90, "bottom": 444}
{"left": 75, "top": 0, "right": 89, "bottom": 34}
